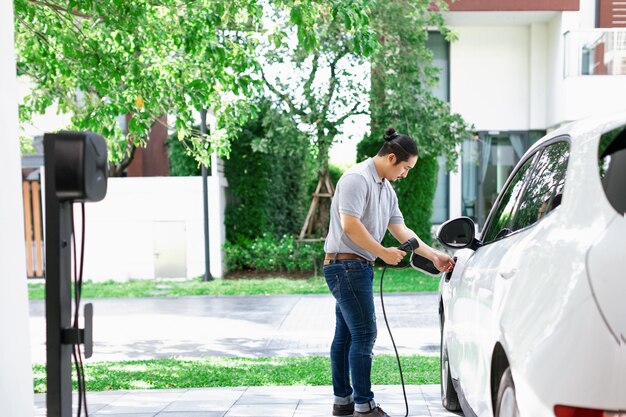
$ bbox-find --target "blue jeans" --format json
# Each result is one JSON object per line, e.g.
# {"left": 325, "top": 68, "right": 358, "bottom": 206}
{"left": 324, "top": 259, "right": 378, "bottom": 410}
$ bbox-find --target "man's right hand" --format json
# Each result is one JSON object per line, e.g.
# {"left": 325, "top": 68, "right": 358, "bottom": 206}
{"left": 380, "top": 247, "right": 407, "bottom": 265}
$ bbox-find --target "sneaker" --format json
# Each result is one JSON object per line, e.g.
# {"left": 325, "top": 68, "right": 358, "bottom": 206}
{"left": 332, "top": 402, "right": 355, "bottom": 416}
{"left": 353, "top": 405, "right": 390, "bottom": 417}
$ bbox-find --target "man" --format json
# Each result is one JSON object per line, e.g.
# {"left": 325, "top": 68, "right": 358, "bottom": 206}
{"left": 323, "top": 128, "right": 455, "bottom": 417}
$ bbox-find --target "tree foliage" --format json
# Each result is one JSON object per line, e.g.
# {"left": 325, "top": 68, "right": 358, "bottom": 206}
{"left": 260, "top": 5, "right": 376, "bottom": 237}
{"left": 261, "top": 13, "right": 371, "bottom": 173}
{"left": 370, "top": 0, "right": 470, "bottom": 170}
{"left": 14, "top": 0, "right": 377, "bottom": 171}
{"left": 357, "top": 0, "right": 472, "bottom": 244}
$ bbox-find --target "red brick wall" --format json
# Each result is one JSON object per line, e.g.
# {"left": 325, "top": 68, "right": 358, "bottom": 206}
{"left": 126, "top": 114, "right": 170, "bottom": 177}
{"left": 446, "top": 0, "right": 579, "bottom": 11}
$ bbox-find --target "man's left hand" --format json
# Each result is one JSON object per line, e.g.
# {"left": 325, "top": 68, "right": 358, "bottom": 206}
{"left": 433, "top": 252, "right": 455, "bottom": 273}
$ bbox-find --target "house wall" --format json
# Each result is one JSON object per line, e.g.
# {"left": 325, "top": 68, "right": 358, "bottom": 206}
{"left": 449, "top": 26, "right": 534, "bottom": 130}
{"left": 71, "top": 176, "right": 227, "bottom": 282}
{"left": 0, "top": 1, "right": 35, "bottom": 415}
{"left": 449, "top": 6, "right": 626, "bottom": 133}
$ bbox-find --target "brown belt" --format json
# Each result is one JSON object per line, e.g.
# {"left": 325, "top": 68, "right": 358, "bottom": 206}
{"left": 324, "top": 253, "right": 375, "bottom": 266}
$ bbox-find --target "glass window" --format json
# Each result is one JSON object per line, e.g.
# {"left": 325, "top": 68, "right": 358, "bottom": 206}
{"left": 426, "top": 32, "right": 449, "bottom": 102}
{"left": 482, "top": 154, "right": 538, "bottom": 243}
{"left": 461, "top": 137, "right": 479, "bottom": 221}
{"left": 509, "top": 141, "right": 569, "bottom": 231}
{"left": 468, "top": 130, "right": 545, "bottom": 228}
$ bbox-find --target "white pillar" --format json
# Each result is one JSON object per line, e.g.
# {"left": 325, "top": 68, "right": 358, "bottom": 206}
{"left": 449, "top": 146, "right": 463, "bottom": 220}
{"left": 207, "top": 109, "right": 227, "bottom": 278}
{"left": 0, "top": 1, "right": 35, "bottom": 415}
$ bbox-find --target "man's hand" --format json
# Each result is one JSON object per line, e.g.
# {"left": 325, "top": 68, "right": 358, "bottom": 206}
{"left": 380, "top": 247, "right": 407, "bottom": 265}
{"left": 432, "top": 252, "right": 455, "bottom": 273}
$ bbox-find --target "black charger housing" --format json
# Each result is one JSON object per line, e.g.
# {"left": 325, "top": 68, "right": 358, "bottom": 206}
{"left": 45, "top": 131, "right": 108, "bottom": 202}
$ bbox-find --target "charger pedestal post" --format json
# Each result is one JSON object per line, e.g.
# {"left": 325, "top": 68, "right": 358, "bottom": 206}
{"left": 44, "top": 132, "right": 107, "bottom": 417}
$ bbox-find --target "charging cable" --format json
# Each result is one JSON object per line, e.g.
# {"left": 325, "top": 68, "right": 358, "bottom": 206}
{"left": 71, "top": 203, "right": 89, "bottom": 417}
{"left": 379, "top": 237, "right": 419, "bottom": 417}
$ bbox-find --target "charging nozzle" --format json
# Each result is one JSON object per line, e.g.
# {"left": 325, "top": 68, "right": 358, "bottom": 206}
{"left": 398, "top": 237, "right": 419, "bottom": 253}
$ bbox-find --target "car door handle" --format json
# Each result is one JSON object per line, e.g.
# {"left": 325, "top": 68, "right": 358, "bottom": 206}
{"left": 499, "top": 268, "right": 517, "bottom": 279}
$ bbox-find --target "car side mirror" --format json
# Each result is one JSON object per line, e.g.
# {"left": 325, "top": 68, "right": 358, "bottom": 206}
{"left": 437, "top": 217, "right": 481, "bottom": 251}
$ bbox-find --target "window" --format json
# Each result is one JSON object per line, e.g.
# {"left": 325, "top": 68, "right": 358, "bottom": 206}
{"left": 510, "top": 141, "right": 569, "bottom": 231}
{"left": 462, "top": 130, "right": 545, "bottom": 227}
{"left": 482, "top": 154, "right": 537, "bottom": 243}
{"left": 481, "top": 140, "right": 570, "bottom": 244}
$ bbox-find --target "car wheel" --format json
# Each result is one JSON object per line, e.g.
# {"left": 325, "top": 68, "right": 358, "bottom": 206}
{"left": 440, "top": 322, "right": 460, "bottom": 411}
{"left": 495, "top": 367, "right": 520, "bottom": 417}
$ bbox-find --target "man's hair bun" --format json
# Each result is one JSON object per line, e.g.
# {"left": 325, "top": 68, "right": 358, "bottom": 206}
{"left": 384, "top": 128, "right": 399, "bottom": 142}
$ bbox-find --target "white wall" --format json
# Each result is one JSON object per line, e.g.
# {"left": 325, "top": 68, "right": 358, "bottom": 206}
{"left": 546, "top": 13, "right": 565, "bottom": 128}
{"left": 546, "top": 11, "right": 626, "bottom": 127}
{"left": 450, "top": 26, "right": 533, "bottom": 130}
{"left": 0, "top": 1, "right": 35, "bottom": 415}
{"left": 529, "top": 22, "right": 548, "bottom": 129}
{"left": 75, "top": 176, "right": 227, "bottom": 281}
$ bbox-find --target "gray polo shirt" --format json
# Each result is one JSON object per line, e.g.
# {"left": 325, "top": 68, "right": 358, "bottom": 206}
{"left": 324, "top": 158, "right": 404, "bottom": 261}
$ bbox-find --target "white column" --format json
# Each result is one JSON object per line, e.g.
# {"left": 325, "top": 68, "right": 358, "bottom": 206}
{"left": 448, "top": 146, "right": 463, "bottom": 220}
{"left": 0, "top": 1, "right": 35, "bottom": 415}
{"left": 207, "top": 109, "right": 227, "bottom": 278}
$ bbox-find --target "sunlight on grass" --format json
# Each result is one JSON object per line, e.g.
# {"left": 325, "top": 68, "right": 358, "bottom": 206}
{"left": 32, "top": 355, "right": 439, "bottom": 393}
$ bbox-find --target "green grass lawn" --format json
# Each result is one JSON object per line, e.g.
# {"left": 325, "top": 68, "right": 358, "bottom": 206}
{"left": 28, "top": 267, "right": 440, "bottom": 300}
{"left": 32, "top": 355, "right": 439, "bottom": 393}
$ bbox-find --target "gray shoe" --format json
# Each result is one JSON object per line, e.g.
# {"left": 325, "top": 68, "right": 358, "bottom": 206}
{"left": 353, "top": 405, "right": 390, "bottom": 417}
{"left": 332, "top": 402, "right": 355, "bottom": 416}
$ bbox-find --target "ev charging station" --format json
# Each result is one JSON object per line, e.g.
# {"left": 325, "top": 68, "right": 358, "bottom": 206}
{"left": 44, "top": 131, "right": 108, "bottom": 417}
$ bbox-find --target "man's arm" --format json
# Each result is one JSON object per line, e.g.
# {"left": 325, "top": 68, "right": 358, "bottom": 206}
{"left": 341, "top": 214, "right": 406, "bottom": 265}
{"left": 387, "top": 223, "right": 455, "bottom": 272}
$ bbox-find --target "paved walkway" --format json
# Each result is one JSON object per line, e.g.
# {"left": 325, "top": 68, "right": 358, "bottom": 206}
{"left": 30, "top": 293, "right": 459, "bottom": 416}
{"left": 34, "top": 385, "right": 460, "bottom": 416}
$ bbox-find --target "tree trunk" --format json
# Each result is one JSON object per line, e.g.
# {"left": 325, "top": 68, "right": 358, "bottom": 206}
{"left": 108, "top": 141, "right": 137, "bottom": 177}
{"left": 299, "top": 167, "right": 334, "bottom": 240}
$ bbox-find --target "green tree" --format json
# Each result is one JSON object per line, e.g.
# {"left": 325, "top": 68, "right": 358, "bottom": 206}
{"left": 261, "top": 8, "right": 373, "bottom": 236}
{"left": 167, "top": 127, "right": 202, "bottom": 177}
{"left": 358, "top": 0, "right": 471, "bottom": 245}
{"left": 14, "top": 0, "right": 377, "bottom": 174}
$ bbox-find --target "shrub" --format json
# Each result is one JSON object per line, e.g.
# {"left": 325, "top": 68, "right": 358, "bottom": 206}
{"left": 224, "top": 100, "right": 312, "bottom": 244}
{"left": 225, "top": 234, "right": 324, "bottom": 273}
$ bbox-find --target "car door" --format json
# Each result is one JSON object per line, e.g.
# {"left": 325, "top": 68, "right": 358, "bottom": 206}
{"left": 447, "top": 151, "right": 539, "bottom": 414}
{"left": 448, "top": 140, "right": 571, "bottom": 416}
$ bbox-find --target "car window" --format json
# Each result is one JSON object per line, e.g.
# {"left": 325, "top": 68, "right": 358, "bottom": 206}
{"left": 598, "top": 125, "right": 626, "bottom": 214}
{"left": 509, "top": 141, "right": 569, "bottom": 231}
{"left": 482, "top": 154, "right": 538, "bottom": 243}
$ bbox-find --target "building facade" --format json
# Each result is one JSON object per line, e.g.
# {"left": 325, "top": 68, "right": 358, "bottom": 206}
{"left": 432, "top": 0, "right": 626, "bottom": 227}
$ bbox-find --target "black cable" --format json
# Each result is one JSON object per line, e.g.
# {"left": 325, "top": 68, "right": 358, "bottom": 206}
{"left": 379, "top": 264, "right": 409, "bottom": 417}
{"left": 79, "top": 203, "right": 88, "bottom": 416}
{"left": 71, "top": 203, "right": 89, "bottom": 417}
{"left": 71, "top": 206, "right": 83, "bottom": 417}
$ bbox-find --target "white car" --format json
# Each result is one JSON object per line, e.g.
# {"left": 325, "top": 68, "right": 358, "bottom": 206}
{"left": 435, "top": 112, "right": 625, "bottom": 417}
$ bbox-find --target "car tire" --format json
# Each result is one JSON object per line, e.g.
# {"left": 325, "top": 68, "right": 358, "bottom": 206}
{"left": 495, "top": 367, "right": 520, "bottom": 417}
{"left": 440, "top": 321, "right": 460, "bottom": 411}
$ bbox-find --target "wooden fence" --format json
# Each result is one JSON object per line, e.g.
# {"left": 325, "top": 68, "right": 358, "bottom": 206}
{"left": 22, "top": 180, "right": 44, "bottom": 278}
